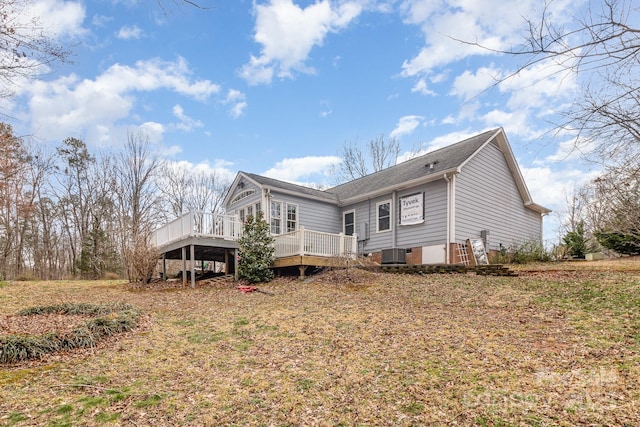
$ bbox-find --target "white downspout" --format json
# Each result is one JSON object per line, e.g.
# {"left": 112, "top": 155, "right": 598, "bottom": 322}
{"left": 264, "top": 188, "right": 271, "bottom": 224}
{"left": 392, "top": 190, "right": 397, "bottom": 248}
{"left": 443, "top": 174, "right": 451, "bottom": 264}
{"left": 450, "top": 173, "right": 457, "bottom": 263}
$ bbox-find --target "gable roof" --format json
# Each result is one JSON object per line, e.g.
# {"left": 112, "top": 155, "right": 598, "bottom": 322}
{"left": 224, "top": 128, "right": 550, "bottom": 214}
{"left": 224, "top": 171, "right": 339, "bottom": 207}
{"left": 327, "top": 128, "right": 497, "bottom": 202}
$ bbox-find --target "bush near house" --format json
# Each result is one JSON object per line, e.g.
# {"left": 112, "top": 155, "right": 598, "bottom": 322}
{"left": 237, "top": 212, "right": 275, "bottom": 283}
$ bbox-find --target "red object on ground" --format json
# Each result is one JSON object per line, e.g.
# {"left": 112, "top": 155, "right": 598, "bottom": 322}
{"left": 237, "top": 285, "right": 257, "bottom": 294}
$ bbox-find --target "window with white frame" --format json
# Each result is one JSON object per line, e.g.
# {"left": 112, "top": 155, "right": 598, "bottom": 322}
{"left": 239, "top": 208, "right": 245, "bottom": 223}
{"left": 270, "top": 200, "right": 282, "bottom": 234}
{"left": 376, "top": 200, "right": 391, "bottom": 232}
{"left": 343, "top": 210, "right": 355, "bottom": 236}
{"left": 286, "top": 203, "right": 298, "bottom": 232}
{"left": 255, "top": 201, "right": 262, "bottom": 216}
{"left": 247, "top": 205, "right": 253, "bottom": 220}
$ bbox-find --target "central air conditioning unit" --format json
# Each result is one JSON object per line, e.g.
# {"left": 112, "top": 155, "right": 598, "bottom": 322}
{"left": 381, "top": 248, "right": 406, "bottom": 264}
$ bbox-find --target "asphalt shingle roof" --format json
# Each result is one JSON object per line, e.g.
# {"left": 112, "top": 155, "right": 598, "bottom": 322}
{"left": 326, "top": 128, "right": 498, "bottom": 201}
{"left": 240, "top": 128, "right": 499, "bottom": 205}
{"left": 240, "top": 172, "right": 339, "bottom": 202}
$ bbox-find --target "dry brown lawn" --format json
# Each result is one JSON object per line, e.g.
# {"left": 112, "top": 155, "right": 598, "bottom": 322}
{"left": 1, "top": 258, "right": 639, "bottom": 426}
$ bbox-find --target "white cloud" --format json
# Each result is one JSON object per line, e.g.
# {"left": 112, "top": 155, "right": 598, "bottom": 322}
{"left": 0, "top": 0, "right": 86, "bottom": 93}
{"left": 240, "top": 0, "right": 364, "bottom": 85}
{"left": 411, "top": 78, "right": 435, "bottom": 95}
{"left": 450, "top": 66, "right": 501, "bottom": 101}
{"left": 519, "top": 165, "right": 595, "bottom": 210}
{"left": 23, "top": 57, "right": 219, "bottom": 141}
{"left": 539, "top": 136, "right": 597, "bottom": 163}
{"left": 399, "top": 0, "right": 513, "bottom": 78}
{"left": 262, "top": 155, "right": 342, "bottom": 182}
{"left": 92, "top": 14, "right": 112, "bottom": 27}
{"left": 172, "top": 105, "right": 203, "bottom": 131}
{"left": 481, "top": 108, "right": 533, "bottom": 139}
{"left": 223, "top": 89, "right": 247, "bottom": 118}
{"left": 397, "top": 129, "right": 484, "bottom": 162}
{"left": 164, "top": 159, "right": 237, "bottom": 183}
{"left": 28, "top": 0, "right": 87, "bottom": 39}
{"left": 390, "top": 115, "right": 424, "bottom": 139}
{"left": 398, "top": 0, "right": 581, "bottom": 80}
{"left": 497, "top": 58, "right": 579, "bottom": 112}
{"left": 320, "top": 100, "right": 332, "bottom": 117}
{"left": 116, "top": 25, "right": 143, "bottom": 40}
{"left": 137, "top": 121, "right": 165, "bottom": 142}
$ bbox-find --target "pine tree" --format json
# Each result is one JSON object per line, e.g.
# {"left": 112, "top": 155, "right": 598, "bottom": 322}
{"left": 238, "top": 212, "right": 275, "bottom": 283}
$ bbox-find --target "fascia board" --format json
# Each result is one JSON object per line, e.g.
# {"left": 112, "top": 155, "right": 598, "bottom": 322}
{"left": 222, "top": 172, "right": 262, "bottom": 207}
{"left": 525, "top": 201, "right": 552, "bottom": 214}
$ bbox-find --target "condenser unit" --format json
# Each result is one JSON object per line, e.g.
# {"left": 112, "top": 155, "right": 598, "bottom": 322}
{"left": 381, "top": 248, "right": 406, "bottom": 264}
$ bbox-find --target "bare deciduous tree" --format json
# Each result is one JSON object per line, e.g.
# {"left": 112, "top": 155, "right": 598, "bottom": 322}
{"left": 565, "top": 159, "right": 640, "bottom": 255}
{"left": 333, "top": 134, "right": 400, "bottom": 184}
{"left": 0, "top": 123, "right": 26, "bottom": 278}
{"left": 115, "top": 131, "right": 162, "bottom": 282}
{"left": 158, "top": 164, "right": 230, "bottom": 218}
{"left": 459, "top": 0, "right": 640, "bottom": 163}
{"left": 0, "top": 0, "right": 71, "bottom": 99}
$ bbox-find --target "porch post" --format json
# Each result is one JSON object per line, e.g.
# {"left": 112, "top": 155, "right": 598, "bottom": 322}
{"left": 190, "top": 244, "right": 195, "bottom": 288}
{"left": 339, "top": 233, "right": 344, "bottom": 256}
{"left": 181, "top": 246, "right": 187, "bottom": 287}
{"left": 162, "top": 254, "right": 166, "bottom": 281}
{"left": 234, "top": 248, "right": 239, "bottom": 280}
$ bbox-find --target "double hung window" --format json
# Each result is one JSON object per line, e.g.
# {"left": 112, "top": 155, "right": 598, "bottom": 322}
{"left": 270, "top": 201, "right": 282, "bottom": 234}
{"left": 377, "top": 200, "right": 391, "bottom": 232}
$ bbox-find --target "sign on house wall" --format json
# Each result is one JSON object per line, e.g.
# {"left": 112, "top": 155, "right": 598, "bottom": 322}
{"left": 399, "top": 193, "right": 424, "bottom": 225}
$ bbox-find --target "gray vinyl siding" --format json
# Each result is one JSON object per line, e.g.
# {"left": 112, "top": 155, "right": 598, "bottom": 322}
{"left": 348, "top": 179, "right": 449, "bottom": 253}
{"left": 455, "top": 141, "right": 542, "bottom": 250}
{"left": 267, "top": 191, "right": 342, "bottom": 234}
{"left": 396, "top": 180, "right": 448, "bottom": 248}
{"left": 226, "top": 180, "right": 262, "bottom": 214}
{"left": 352, "top": 198, "right": 391, "bottom": 252}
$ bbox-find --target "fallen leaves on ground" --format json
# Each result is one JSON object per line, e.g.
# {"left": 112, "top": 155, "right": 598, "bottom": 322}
{"left": 1, "top": 265, "right": 639, "bottom": 426}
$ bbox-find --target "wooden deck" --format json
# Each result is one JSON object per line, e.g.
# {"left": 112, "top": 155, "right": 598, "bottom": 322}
{"left": 151, "top": 212, "right": 358, "bottom": 284}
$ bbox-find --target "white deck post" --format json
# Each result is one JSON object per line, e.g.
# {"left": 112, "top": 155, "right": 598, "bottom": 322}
{"left": 352, "top": 234, "right": 358, "bottom": 257}
{"left": 339, "top": 233, "right": 344, "bottom": 256}
{"left": 188, "top": 210, "right": 195, "bottom": 236}
{"left": 181, "top": 247, "right": 187, "bottom": 287}
{"left": 299, "top": 226, "right": 305, "bottom": 256}
{"left": 190, "top": 244, "right": 195, "bottom": 288}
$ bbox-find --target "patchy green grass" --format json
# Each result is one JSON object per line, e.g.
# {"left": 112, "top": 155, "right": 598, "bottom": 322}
{"left": 1, "top": 263, "right": 639, "bottom": 426}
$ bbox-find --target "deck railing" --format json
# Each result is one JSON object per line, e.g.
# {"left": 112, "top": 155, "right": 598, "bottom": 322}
{"left": 151, "top": 213, "right": 357, "bottom": 260}
{"left": 273, "top": 227, "right": 357, "bottom": 259}
{"left": 150, "top": 211, "right": 242, "bottom": 248}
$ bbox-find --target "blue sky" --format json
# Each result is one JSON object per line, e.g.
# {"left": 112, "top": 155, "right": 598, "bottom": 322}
{"left": 3, "top": 0, "right": 603, "bottom": 244}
